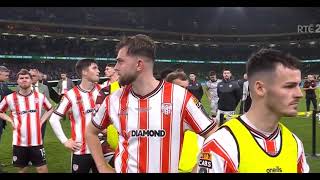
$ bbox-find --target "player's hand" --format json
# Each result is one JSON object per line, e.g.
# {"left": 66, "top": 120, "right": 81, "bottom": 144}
{"left": 64, "top": 139, "right": 81, "bottom": 152}
{"left": 10, "top": 121, "right": 15, "bottom": 130}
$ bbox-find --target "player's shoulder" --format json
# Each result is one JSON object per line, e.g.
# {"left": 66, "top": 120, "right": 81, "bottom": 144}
{"left": 290, "top": 131, "right": 304, "bottom": 149}
{"left": 35, "top": 91, "right": 46, "bottom": 98}
{"left": 108, "top": 86, "right": 126, "bottom": 100}
{"left": 203, "top": 127, "right": 235, "bottom": 147}
{"left": 170, "top": 82, "right": 186, "bottom": 91}
{"left": 4, "top": 92, "right": 14, "bottom": 102}
{"left": 169, "top": 82, "right": 189, "bottom": 98}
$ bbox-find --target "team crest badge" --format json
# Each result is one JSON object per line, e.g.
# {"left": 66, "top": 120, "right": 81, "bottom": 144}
{"left": 73, "top": 164, "right": 79, "bottom": 171}
{"left": 161, "top": 103, "right": 172, "bottom": 115}
{"left": 229, "top": 84, "right": 232, "bottom": 88}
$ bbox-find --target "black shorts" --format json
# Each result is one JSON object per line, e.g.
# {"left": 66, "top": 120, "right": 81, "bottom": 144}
{"left": 12, "top": 145, "right": 47, "bottom": 168}
{"left": 72, "top": 154, "right": 98, "bottom": 173}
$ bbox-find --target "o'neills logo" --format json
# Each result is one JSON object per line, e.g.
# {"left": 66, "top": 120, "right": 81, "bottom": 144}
{"left": 130, "top": 129, "right": 166, "bottom": 138}
{"left": 266, "top": 166, "right": 282, "bottom": 173}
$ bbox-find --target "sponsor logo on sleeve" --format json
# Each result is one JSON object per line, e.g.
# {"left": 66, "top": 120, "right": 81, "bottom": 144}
{"left": 198, "top": 152, "right": 212, "bottom": 169}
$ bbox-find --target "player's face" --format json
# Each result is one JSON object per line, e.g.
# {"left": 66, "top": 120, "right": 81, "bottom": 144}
{"left": 307, "top": 75, "right": 314, "bottom": 81}
{"left": 115, "top": 47, "right": 139, "bottom": 86}
{"left": 0, "top": 71, "right": 9, "bottom": 82}
{"left": 105, "top": 66, "right": 115, "bottom": 78}
{"left": 30, "top": 71, "right": 39, "bottom": 84}
{"left": 189, "top": 74, "right": 196, "bottom": 81}
{"left": 84, "top": 63, "right": 100, "bottom": 83}
{"left": 61, "top": 74, "right": 67, "bottom": 80}
{"left": 223, "top": 71, "right": 231, "bottom": 80}
{"left": 17, "top": 74, "right": 32, "bottom": 90}
{"left": 209, "top": 75, "right": 216, "bottom": 81}
{"left": 265, "top": 65, "right": 303, "bottom": 117}
{"left": 244, "top": 74, "right": 247, "bottom": 80}
{"left": 173, "top": 79, "right": 189, "bottom": 88}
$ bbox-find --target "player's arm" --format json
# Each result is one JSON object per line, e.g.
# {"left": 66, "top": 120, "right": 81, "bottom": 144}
{"left": 40, "top": 108, "right": 54, "bottom": 126}
{"left": 0, "top": 97, "right": 13, "bottom": 127}
{"left": 196, "top": 129, "right": 239, "bottom": 173}
{"left": 302, "top": 82, "right": 310, "bottom": 91}
{"left": 182, "top": 92, "right": 218, "bottom": 139}
{"left": 203, "top": 84, "right": 211, "bottom": 100}
{"left": 40, "top": 95, "right": 54, "bottom": 126}
{"left": 0, "top": 112, "right": 14, "bottom": 127}
{"left": 48, "top": 95, "right": 81, "bottom": 152}
{"left": 294, "top": 134, "right": 310, "bottom": 173}
{"left": 86, "top": 123, "right": 114, "bottom": 173}
{"left": 87, "top": 96, "right": 114, "bottom": 173}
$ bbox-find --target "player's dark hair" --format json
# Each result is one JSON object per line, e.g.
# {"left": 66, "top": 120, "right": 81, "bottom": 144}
{"left": 116, "top": 34, "right": 156, "bottom": 62}
{"left": 209, "top": 71, "right": 216, "bottom": 76}
{"left": 75, "top": 59, "right": 98, "bottom": 77}
{"left": 166, "top": 72, "right": 188, "bottom": 82}
{"left": 247, "top": 48, "right": 300, "bottom": 79}
{"left": 106, "top": 63, "right": 116, "bottom": 68}
{"left": 222, "top": 68, "right": 231, "bottom": 73}
{"left": 17, "top": 69, "right": 32, "bottom": 79}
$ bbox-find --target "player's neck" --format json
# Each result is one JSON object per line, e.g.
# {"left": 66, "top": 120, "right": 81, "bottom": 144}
{"left": 245, "top": 103, "right": 279, "bottom": 133}
{"left": 110, "top": 74, "right": 119, "bottom": 83}
{"left": 19, "top": 87, "right": 32, "bottom": 96}
{"left": 79, "top": 79, "right": 95, "bottom": 92}
{"left": 131, "top": 74, "right": 159, "bottom": 97}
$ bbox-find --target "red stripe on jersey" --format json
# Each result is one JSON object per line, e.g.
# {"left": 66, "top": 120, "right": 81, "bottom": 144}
{"left": 184, "top": 108, "right": 202, "bottom": 133}
{"left": 43, "top": 97, "right": 49, "bottom": 111}
{"left": 24, "top": 96, "right": 32, "bottom": 146}
{"left": 181, "top": 91, "right": 193, "bottom": 121}
{"left": 100, "top": 96, "right": 110, "bottom": 129}
{"left": 160, "top": 82, "right": 173, "bottom": 173}
{"left": 297, "top": 153, "right": 303, "bottom": 173}
{"left": 34, "top": 92, "right": 41, "bottom": 145}
{"left": 70, "top": 114, "right": 76, "bottom": 140}
{"left": 73, "top": 87, "right": 87, "bottom": 154}
{"left": 138, "top": 98, "right": 149, "bottom": 173}
{"left": 119, "top": 86, "right": 130, "bottom": 173}
{"left": 62, "top": 95, "right": 72, "bottom": 115}
{"left": 178, "top": 90, "right": 188, "bottom": 161}
{"left": 13, "top": 93, "right": 22, "bottom": 146}
{"left": 203, "top": 139, "right": 238, "bottom": 173}
{"left": 88, "top": 91, "right": 96, "bottom": 114}
{"left": 265, "top": 139, "right": 276, "bottom": 155}
{"left": 96, "top": 84, "right": 102, "bottom": 92}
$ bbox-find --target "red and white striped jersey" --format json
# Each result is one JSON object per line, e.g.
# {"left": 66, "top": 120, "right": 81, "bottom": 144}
{"left": 92, "top": 81, "right": 216, "bottom": 173}
{"left": 0, "top": 91, "right": 52, "bottom": 147}
{"left": 197, "top": 115, "right": 309, "bottom": 173}
{"left": 54, "top": 84, "right": 102, "bottom": 155}
{"left": 101, "top": 80, "right": 110, "bottom": 89}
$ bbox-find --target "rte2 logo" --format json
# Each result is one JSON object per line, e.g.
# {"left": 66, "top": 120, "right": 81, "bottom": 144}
{"left": 297, "top": 24, "right": 320, "bottom": 33}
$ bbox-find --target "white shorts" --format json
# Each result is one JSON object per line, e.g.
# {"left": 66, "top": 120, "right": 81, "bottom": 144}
{"left": 210, "top": 98, "right": 219, "bottom": 115}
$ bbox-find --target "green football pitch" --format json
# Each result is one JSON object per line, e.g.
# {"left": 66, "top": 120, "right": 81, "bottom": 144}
{"left": 0, "top": 88, "right": 320, "bottom": 173}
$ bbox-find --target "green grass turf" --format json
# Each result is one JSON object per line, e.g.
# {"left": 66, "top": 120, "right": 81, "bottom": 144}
{"left": 0, "top": 87, "right": 319, "bottom": 172}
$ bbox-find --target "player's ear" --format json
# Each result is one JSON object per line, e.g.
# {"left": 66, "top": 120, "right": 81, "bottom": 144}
{"left": 136, "top": 58, "right": 144, "bottom": 71}
{"left": 254, "top": 80, "right": 266, "bottom": 97}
